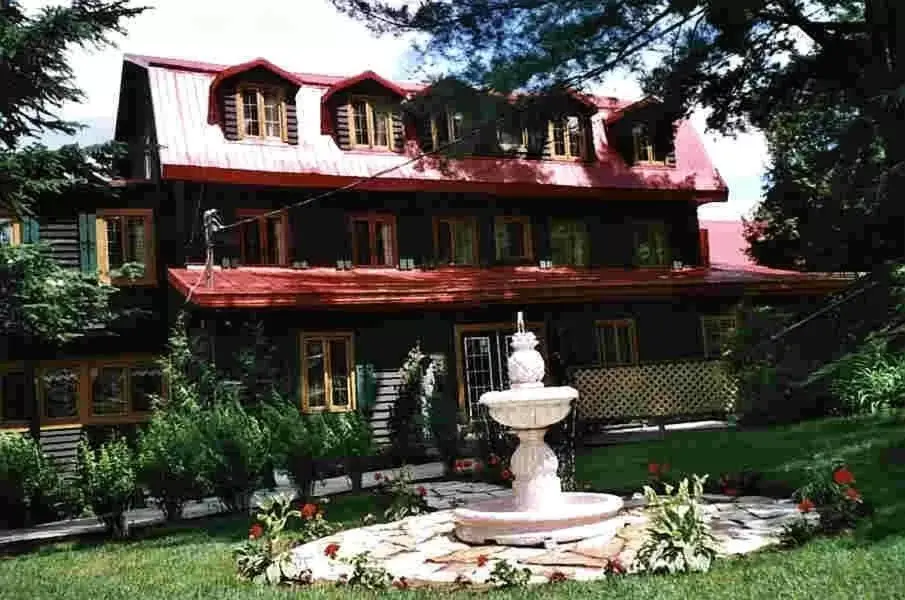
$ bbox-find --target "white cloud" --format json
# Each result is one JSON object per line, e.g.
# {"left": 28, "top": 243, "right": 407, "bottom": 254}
{"left": 43, "top": 0, "right": 767, "bottom": 220}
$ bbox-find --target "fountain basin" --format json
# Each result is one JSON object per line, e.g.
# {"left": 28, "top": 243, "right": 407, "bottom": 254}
{"left": 480, "top": 386, "right": 577, "bottom": 430}
{"left": 454, "top": 492, "right": 625, "bottom": 546}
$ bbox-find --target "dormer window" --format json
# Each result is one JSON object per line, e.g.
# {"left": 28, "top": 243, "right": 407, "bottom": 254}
{"left": 349, "top": 97, "right": 395, "bottom": 150}
{"left": 549, "top": 116, "right": 586, "bottom": 159}
{"left": 633, "top": 123, "right": 655, "bottom": 163}
{"left": 237, "top": 85, "right": 286, "bottom": 140}
{"left": 431, "top": 109, "right": 465, "bottom": 150}
{"left": 498, "top": 114, "right": 528, "bottom": 152}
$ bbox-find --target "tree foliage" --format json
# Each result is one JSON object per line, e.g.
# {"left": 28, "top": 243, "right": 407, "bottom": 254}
{"left": 333, "top": 0, "right": 905, "bottom": 268}
{"left": 0, "top": 0, "right": 144, "bottom": 215}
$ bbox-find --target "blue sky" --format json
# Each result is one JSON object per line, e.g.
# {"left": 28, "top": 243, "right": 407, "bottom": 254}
{"left": 37, "top": 0, "right": 767, "bottom": 221}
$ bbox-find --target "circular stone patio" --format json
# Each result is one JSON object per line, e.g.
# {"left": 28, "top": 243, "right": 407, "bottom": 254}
{"left": 290, "top": 487, "right": 817, "bottom": 586}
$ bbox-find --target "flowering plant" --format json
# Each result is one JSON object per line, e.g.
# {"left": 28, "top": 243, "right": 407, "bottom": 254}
{"left": 794, "top": 463, "right": 867, "bottom": 533}
{"left": 375, "top": 465, "right": 431, "bottom": 522}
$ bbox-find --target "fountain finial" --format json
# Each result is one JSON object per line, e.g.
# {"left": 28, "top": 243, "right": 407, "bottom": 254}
{"left": 516, "top": 311, "right": 525, "bottom": 334}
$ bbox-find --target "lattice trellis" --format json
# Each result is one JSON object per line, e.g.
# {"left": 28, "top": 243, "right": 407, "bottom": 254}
{"left": 570, "top": 360, "right": 737, "bottom": 420}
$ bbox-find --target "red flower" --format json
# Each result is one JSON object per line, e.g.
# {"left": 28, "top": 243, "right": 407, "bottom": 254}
{"left": 476, "top": 554, "right": 489, "bottom": 567}
{"left": 488, "top": 454, "right": 500, "bottom": 466}
{"left": 723, "top": 488, "right": 738, "bottom": 497}
{"left": 501, "top": 469, "right": 513, "bottom": 481}
{"left": 393, "top": 577, "right": 409, "bottom": 590}
{"left": 301, "top": 503, "right": 318, "bottom": 519}
{"left": 648, "top": 462, "right": 660, "bottom": 476}
{"left": 547, "top": 571, "right": 568, "bottom": 583}
{"left": 798, "top": 498, "right": 815, "bottom": 513}
{"left": 417, "top": 486, "right": 427, "bottom": 497}
{"left": 248, "top": 523, "right": 264, "bottom": 540}
{"left": 845, "top": 487, "right": 861, "bottom": 501}
{"left": 324, "top": 543, "right": 340, "bottom": 559}
{"left": 606, "top": 558, "right": 626, "bottom": 575}
{"left": 374, "top": 472, "right": 383, "bottom": 481}
{"left": 462, "top": 459, "right": 474, "bottom": 468}
{"left": 833, "top": 467, "right": 855, "bottom": 486}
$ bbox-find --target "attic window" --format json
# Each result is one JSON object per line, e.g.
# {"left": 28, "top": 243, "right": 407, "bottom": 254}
{"left": 431, "top": 109, "right": 465, "bottom": 150}
{"left": 633, "top": 123, "right": 655, "bottom": 163}
{"left": 237, "top": 85, "right": 286, "bottom": 140}
{"left": 349, "top": 96, "right": 395, "bottom": 150}
{"left": 549, "top": 116, "right": 586, "bottom": 159}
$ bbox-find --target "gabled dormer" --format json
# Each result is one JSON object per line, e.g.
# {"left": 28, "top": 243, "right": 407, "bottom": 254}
{"left": 605, "top": 96, "right": 677, "bottom": 167}
{"left": 321, "top": 71, "right": 407, "bottom": 152}
{"left": 206, "top": 58, "right": 301, "bottom": 144}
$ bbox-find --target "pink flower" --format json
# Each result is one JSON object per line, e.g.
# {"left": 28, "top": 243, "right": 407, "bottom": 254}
{"left": 501, "top": 469, "right": 513, "bottom": 481}
{"left": 248, "top": 523, "right": 264, "bottom": 540}
{"left": 324, "top": 543, "right": 340, "bottom": 559}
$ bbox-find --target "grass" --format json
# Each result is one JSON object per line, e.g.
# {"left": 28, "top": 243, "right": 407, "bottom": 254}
{"left": 2, "top": 413, "right": 905, "bottom": 599}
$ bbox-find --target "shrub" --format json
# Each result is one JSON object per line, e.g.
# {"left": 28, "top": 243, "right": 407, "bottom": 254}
{"left": 811, "top": 336, "right": 905, "bottom": 415}
{"left": 76, "top": 438, "right": 137, "bottom": 537}
{"left": 637, "top": 475, "right": 719, "bottom": 574}
{"left": 389, "top": 342, "right": 431, "bottom": 461}
{"left": 0, "top": 432, "right": 69, "bottom": 528}
{"left": 197, "top": 400, "right": 269, "bottom": 512}
{"left": 235, "top": 493, "right": 308, "bottom": 585}
{"left": 137, "top": 407, "right": 209, "bottom": 520}
{"left": 487, "top": 559, "right": 532, "bottom": 588}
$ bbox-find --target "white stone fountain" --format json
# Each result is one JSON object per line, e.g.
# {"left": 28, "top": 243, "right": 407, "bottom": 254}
{"left": 454, "top": 313, "right": 624, "bottom": 546}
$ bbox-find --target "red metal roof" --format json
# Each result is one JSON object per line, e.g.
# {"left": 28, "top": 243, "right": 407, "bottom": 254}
{"left": 320, "top": 70, "right": 410, "bottom": 104}
{"left": 124, "top": 54, "right": 728, "bottom": 202}
{"left": 168, "top": 265, "right": 851, "bottom": 310}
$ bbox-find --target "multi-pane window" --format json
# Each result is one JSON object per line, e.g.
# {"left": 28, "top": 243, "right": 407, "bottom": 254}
{"left": 701, "top": 315, "right": 738, "bottom": 360}
{"left": 91, "top": 363, "right": 162, "bottom": 417}
{"left": 97, "top": 209, "right": 156, "bottom": 285}
{"left": 0, "top": 370, "right": 27, "bottom": 424}
{"left": 596, "top": 319, "right": 639, "bottom": 367}
{"left": 633, "top": 123, "right": 656, "bottom": 163}
{"left": 549, "top": 116, "right": 586, "bottom": 159}
{"left": 238, "top": 86, "right": 285, "bottom": 140}
{"left": 633, "top": 221, "right": 670, "bottom": 267}
{"left": 41, "top": 367, "right": 79, "bottom": 420}
{"left": 550, "top": 218, "right": 590, "bottom": 266}
{"left": 494, "top": 216, "right": 533, "bottom": 263}
{"left": 435, "top": 217, "right": 478, "bottom": 265}
{"left": 497, "top": 114, "right": 528, "bottom": 151}
{"left": 301, "top": 333, "right": 355, "bottom": 412}
{"left": 432, "top": 109, "right": 465, "bottom": 150}
{"left": 350, "top": 97, "right": 395, "bottom": 149}
{"left": 350, "top": 214, "right": 396, "bottom": 266}
{"left": 0, "top": 217, "right": 21, "bottom": 246}
{"left": 237, "top": 209, "right": 289, "bottom": 266}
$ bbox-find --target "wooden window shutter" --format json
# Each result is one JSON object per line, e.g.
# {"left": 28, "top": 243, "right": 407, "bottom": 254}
{"left": 21, "top": 216, "right": 39, "bottom": 243}
{"left": 78, "top": 213, "right": 97, "bottom": 274}
{"left": 95, "top": 216, "right": 110, "bottom": 283}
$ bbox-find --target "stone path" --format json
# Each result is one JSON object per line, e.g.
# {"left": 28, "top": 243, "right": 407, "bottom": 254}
{"left": 0, "top": 462, "right": 446, "bottom": 548}
{"left": 290, "top": 494, "right": 817, "bottom": 586}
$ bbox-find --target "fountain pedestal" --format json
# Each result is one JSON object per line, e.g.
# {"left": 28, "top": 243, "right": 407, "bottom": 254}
{"left": 453, "top": 321, "right": 624, "bottom": 546}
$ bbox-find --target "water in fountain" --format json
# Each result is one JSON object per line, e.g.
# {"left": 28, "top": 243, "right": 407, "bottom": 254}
{"left": 453, "top": 314, "right": 624, "bottom": 546}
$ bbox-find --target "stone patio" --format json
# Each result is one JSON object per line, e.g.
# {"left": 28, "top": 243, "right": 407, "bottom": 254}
{"left": 290, "top": 493, "right": 816, "bottom": 586}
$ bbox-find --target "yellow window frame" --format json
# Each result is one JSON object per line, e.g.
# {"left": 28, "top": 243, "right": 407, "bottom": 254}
{"left": 0, "top": 216, "right": 22, "bottom": 246}
{"left": 431, "top": 108, "right": 465, "bottom": 150}
{"left": 548, "top": 116, "right": 587, "bottom": 160}
{"left": 595, "top": 318, "right": 639, "bottom": 367}
{"left": 348, "top": 96, "right": 395, "bottom": 150}
{"left": 300, "top": 332, "right": 356, "bottom": 413}
{"left": 96, "top": 208, "right": 157, "bottom": 286}
{"left": 236, "top": 85, "right": 288, "bottom": 141}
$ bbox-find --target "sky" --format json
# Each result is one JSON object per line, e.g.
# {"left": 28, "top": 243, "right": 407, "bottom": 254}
{"left": 40, "top": 0, "right": 767, "bottom": 222}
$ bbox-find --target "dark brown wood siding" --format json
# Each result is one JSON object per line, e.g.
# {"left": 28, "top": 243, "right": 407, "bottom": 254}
{"left": 334, "top": 102, "right": 352, "bottom": 150}
{"left": 39, "top": 216, "right": 81, "bottom": 269}
{"left": 222, "top": 85, "right": 238, "bottom": 141}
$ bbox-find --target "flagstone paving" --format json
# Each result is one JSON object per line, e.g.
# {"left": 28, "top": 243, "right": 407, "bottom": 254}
{"left": 290, "top": 494, "right": 817, "bottom": 586}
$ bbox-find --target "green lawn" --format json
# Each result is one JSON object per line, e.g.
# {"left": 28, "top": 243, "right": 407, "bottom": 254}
{"left": 2, "top": 414, "right": 905, "bottom": 600}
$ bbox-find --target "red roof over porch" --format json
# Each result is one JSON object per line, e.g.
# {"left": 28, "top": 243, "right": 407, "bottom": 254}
{"left": 168, "top": 265, "right": 851, "bottom": 311}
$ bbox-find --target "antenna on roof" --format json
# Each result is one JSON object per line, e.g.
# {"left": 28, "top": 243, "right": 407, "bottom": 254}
{"left": 202, "top": 209, "right": 222, "bottom": 288}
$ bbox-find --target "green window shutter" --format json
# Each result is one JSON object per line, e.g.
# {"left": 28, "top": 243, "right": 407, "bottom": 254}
{"left": 78, "top": 213, "right": 97, "bottom": 273}
{"left": 21, "top": 216, "right": 39, "bottom": 243}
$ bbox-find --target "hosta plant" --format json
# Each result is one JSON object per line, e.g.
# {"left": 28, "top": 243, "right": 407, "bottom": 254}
{"left": 637, "top": 474, "right": 719, "bottom": 574}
